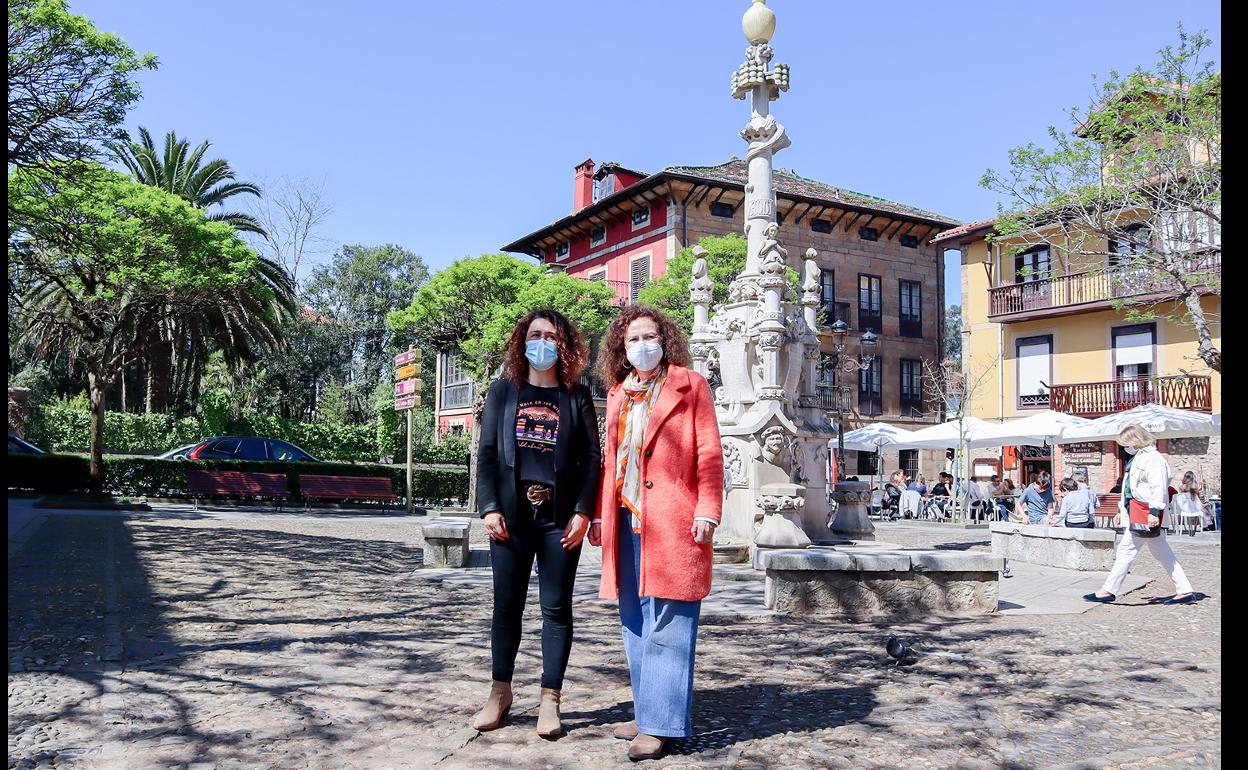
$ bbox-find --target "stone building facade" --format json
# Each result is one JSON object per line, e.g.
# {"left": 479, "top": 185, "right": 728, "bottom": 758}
{"left": 455, "top": 158, "right": 962, "bottom": 481}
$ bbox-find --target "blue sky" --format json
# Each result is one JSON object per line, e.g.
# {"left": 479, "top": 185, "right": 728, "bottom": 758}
{"left": 72, "top": 0, "right": 1219, "bottom": 307}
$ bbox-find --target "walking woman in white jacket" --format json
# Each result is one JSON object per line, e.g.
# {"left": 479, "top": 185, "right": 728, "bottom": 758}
{"left": 1084, "top": 425, "right": 1199, "bottom": 605}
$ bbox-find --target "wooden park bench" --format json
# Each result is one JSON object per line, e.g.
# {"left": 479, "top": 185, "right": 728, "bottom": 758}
{"left": 186, "top": 469, "right": 291, "bottom": 510}
{"left": 298, "top": 475, "right": 399, "bottom": 511}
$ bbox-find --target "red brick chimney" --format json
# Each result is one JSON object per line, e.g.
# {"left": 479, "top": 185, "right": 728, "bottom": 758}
{"left": 573, "top": 158, "right": 594, "bottom": 211}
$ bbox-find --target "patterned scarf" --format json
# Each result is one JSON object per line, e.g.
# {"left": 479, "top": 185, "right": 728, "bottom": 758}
{"left": 615, "top": 369, "right": 665, "bottom": 534}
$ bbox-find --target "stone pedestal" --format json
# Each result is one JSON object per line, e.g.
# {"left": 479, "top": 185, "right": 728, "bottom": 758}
{"left": 828, "top": 480, "right": 874, "bottom": 541}
{"left": 989, "top": 522, "right": 1117, "bottom": 571}
{"left": 422, "top": 518, "right": 470, "bottom": 567}
{"left": 752, "top": 482, "right": 810, "bottom": 567}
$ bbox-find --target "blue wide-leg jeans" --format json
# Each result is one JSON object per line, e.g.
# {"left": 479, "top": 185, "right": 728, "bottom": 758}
{"left": 616, "top": 509, "right": 701, "bottom": 738}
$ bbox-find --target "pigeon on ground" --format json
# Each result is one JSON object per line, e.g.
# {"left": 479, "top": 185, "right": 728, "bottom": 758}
{"left": 885, "top": 635, "right": 917, "bottom": 664}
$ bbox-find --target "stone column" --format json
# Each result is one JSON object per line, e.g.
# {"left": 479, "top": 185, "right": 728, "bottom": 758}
{"left": 688, "top": 247, "right": 716, "bottom": 378}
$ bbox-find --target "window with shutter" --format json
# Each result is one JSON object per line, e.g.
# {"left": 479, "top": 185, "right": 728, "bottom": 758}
{"left": 1015, "top": 335, "right": 1052, "bottom": 409}
{"left": 629, "top": 256, "right": 650, "bottom": 305}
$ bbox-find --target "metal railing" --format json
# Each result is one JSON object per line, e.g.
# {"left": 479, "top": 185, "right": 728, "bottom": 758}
{"left": 798, "top": 386, "right": 840, "bottom": 410}
{"left": 1048, "top": 374, "right": 1213, "bottom": 416}
{"left": 988, "top": 251, "right": 1220, "bottom": 318}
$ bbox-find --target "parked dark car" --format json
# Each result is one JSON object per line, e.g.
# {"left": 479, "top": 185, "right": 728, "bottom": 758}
{"left": 7, "top": 434, "right": 45, "bottom": 454}
{"left": 156, "top": 443, "right": 200, "bottom": 460}
{"left": 187, "top": 436, "right": 320, "bottom": 462}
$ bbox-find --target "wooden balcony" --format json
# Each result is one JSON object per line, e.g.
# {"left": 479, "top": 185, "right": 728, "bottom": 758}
{"left": 987, "top": 251, "right": 1220, "bottom": 322}
{"left": 1048, "top": 375, "right": 1213, "bottom": 417}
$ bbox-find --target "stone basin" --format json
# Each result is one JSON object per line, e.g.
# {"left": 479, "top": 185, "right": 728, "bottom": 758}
{"left": 758, "top": 544, "right": 1002, "bottom": 619}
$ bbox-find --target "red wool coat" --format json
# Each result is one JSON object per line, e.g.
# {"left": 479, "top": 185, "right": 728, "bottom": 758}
{"left": 596, "top": 365, "right": 724, "bottom": 602}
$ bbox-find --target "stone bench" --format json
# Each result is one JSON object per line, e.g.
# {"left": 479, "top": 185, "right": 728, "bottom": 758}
{"left": 758, "top": 547, "right": 1002, "bottom": 619}
{"left": 989, "top": 522, "right": 1117, "bottom": 571}
{"left": 422, "top": 518, "right": 471, "bottom": 567}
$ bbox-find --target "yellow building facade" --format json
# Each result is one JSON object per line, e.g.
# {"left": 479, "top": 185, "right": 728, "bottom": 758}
{"left": 935, "top": 221, "right": 1221, "bottom": 495}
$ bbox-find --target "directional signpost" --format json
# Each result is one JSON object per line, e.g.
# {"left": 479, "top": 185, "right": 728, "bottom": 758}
{"left": 394, "top": 348, "right": 423, "bottom": 514}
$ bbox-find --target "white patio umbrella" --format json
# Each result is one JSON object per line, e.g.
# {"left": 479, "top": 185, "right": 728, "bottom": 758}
{"left": 832, "top": 423, "right": 919, "bottom": 492}
{"left": 969, "top": 410, "right": 1096, "bottom": 449}
{"left": 1057, "top": 403, "right": 1220, "bottom": 443}
{"left": 838, "top": 422, "right": 919, "bottom": 452}
{"left": 896, "top": 415, "right": 996, "bottom": 449}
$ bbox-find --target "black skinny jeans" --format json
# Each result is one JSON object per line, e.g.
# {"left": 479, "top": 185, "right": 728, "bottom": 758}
{"left": 489, "top": 495, "right": 582, "bottom": 690}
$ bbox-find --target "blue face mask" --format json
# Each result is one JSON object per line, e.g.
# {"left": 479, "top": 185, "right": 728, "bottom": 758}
{"left": 525, "top": 339, "right": 558, "bottom": 372}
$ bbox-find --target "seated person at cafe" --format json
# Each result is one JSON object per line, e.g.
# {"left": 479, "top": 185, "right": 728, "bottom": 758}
{"left": 1015, "top": 471, "right": 1056, "bottom": 525}
{"left": 927, "top": 472, "right": 954, "bottom": 517}
{"left": 994, "top": 478, "right": 1016, "bottom": 521}
{"left": 907, "top": 474, "right": 927, "bottom": 495}
{"left": 1071, "top": 469, "right": 1100, "bottom": 512}
{"left": 1050, "top": 477, "right": 1095, "bottom": 528}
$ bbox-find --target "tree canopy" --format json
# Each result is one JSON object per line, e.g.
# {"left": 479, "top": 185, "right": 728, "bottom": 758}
{"left": 983, "top": 25, "right": 1220, "bottom": 371}
{"left": 638, "top": 234, "right": 748, "bottom": 333}
{"left": 637, "top": 233, "right": 799, "bottom": 334}
{"left": 304, "top": 243, "right": 431, "bottom": 416}
{"left": 9, "top": 163, "right": 268, "bottom": 486}
{"left": 7, "top": 0, "right": 157, "bottom": 174}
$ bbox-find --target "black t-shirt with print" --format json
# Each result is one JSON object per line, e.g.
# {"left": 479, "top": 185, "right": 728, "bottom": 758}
{"left": 516, "top": 384, "right": 560, "bottom": 487}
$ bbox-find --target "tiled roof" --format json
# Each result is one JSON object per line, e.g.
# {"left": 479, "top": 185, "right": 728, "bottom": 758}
{"left": 930, "top": 217, "right": 998, "bottom": 245}
{"left": 501, "top": 158, "right": 961, "bottom": 254}
{"left": 664, "top": 160, "right": 961, "bottom": 226}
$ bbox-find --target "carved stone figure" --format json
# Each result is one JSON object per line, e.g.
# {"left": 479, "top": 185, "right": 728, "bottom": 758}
{"left": 761, "top": 425, "right": 789, "bottom": 466}
{"left": 758, "top": 223, "right": 787, "bottom": 273}
{"left": 691, "top": 253, "right": 713, "bottom": 294}
{"left": 801, "top": 251, "right": 819, "bottom": 294}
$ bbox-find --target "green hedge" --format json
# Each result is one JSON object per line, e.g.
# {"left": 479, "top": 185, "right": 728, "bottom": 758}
{"left": 6, "top": 454, "right": 468, "bottom": 504}
{"left": 24, "top": 405, "right": 472, "bottom": 465}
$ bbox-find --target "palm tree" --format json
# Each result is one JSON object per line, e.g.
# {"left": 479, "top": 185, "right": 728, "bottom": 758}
{"left": 107, "top": 127, "right": 293, "bottom": 413}
{"left": 108, "top": 127, "right": 266, "bottom": 235}
{"left": 158, "top": 252, "right": 297, "bottom": 415}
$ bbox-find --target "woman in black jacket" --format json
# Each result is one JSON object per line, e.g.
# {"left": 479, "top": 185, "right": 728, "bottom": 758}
{"left": 471, "top": 308, "right": 601, "bottom": 739}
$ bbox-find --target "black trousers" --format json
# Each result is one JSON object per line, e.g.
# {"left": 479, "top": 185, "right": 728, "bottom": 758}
{"left": 489, "top": 496, "right": 582, "bottom": 690}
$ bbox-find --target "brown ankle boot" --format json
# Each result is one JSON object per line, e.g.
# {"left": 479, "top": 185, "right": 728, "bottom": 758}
{"left": 628, "top": 733, "right": 666, "bottom": 761}
{"left": 471, "top": 680, "right": 512, "bottom": 731}
{"left": 536, "top": 687, "right": 562, "bottom": 738}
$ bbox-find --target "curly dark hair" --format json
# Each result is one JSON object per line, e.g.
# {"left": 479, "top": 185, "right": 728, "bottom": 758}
{"left": 502, "top": 308, "right": 589, "bottom": 390}
{"left": 596, "top": 305, "right": 691, "bottom": 385}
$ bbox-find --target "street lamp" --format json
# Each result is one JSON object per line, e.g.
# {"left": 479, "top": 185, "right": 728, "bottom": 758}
{"left": 821, "top": 322, "right": 880, "bottom": 492}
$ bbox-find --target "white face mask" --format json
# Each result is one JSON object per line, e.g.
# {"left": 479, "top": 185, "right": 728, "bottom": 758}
{"left": 1123, "top": 445, "right": 1138, "bottom": 455}
{"left": 626, "top": 339, "right": 664, "bottom": 372}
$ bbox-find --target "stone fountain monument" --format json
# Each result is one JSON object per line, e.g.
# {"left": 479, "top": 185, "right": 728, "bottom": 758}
{"left": 687, "top": 0, "right": 840, "bottom": 564}
{"left": 679, "top": 2, "right": 1004, "bottom": 617}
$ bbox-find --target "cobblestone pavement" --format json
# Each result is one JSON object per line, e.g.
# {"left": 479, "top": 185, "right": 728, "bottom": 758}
{"left": 8, "top": 509, "right": 1220, "bottom": 769}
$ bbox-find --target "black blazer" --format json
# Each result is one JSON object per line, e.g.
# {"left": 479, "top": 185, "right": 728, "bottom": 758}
{"left": 476, "top": 378, "right": 601, "bottom": 529}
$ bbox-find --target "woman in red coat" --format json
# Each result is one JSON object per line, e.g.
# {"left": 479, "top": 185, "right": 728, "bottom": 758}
{"left": 586, "top": 305, "right": 723, "bottom": 761}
